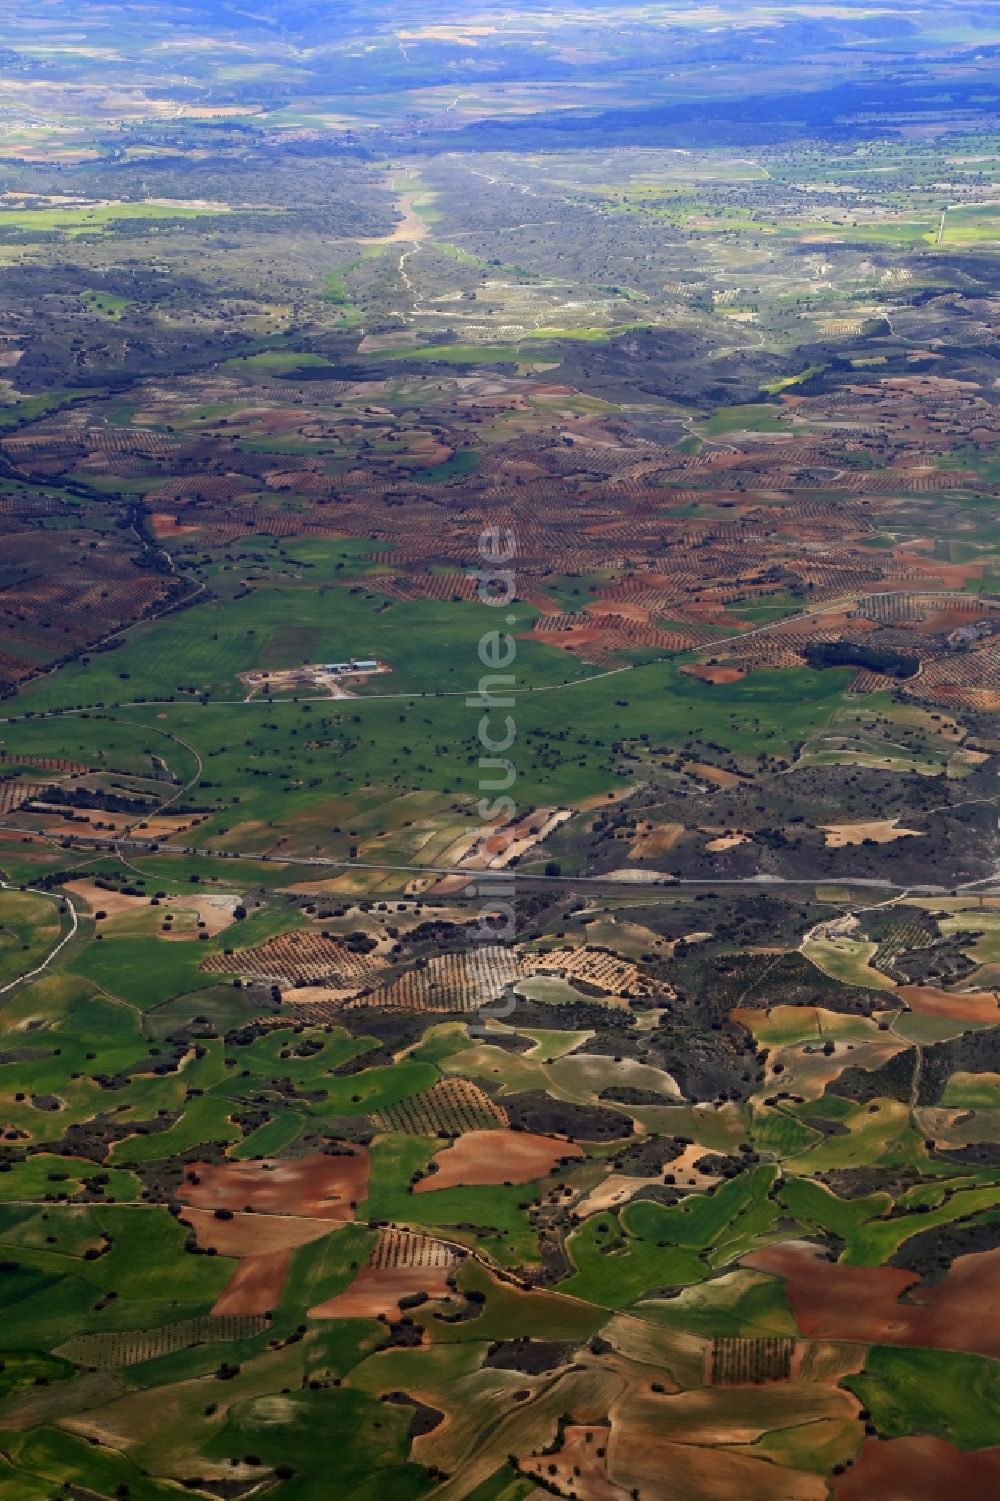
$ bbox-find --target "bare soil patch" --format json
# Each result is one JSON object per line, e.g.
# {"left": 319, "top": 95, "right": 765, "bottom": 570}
{"left": 682, "top": 761, "right": 743, "bottom": 787}
{"left": 310, "top": 1227, "right": 458, "bottom": 1319}
{"left": 833, "top": 1437, "right": 1000, "bottom": 1501}
{"left": 821, "top": 820, "right": 922, "bottom": 848}
{"left": 746, "top": 1243, "right": 1000, "bottom": 1357}
{"left": 310, "top": 1264, "right": 446, "bottom": 1320}
{"left": 521, "top": 1424, "right": 629, "bottom": 1500}
{"left": 630, "top": 822, "right": 685, "bottom": 859}
{"left": 415, "top": 1129, "right": 582, "bottom": 1192}
{"left": 182, "top": 1152, "right": 369, "bottom": 1220}
{"left": 149, "top": 513, "right": 201, "bottom": 537}
{"left": 704, "top": 832, "right": 748, "bottom": 851}
{"left": 212, "top": 1251, "right": 290, "bottom": 1316}
{"left": 608, "top": 1431, "right": 826, "bottom": 1501}
{"left": 898, "top": 984, "right": 999, "bottom": 1023}
{"left": 681, "top": 664, "right": 747, "bottom": 684}
{"left": 64, "top": 881, "right": 150, "bottom": 918}
{"left": 180, "top": 1207, "right": 335, "bottom": 1258}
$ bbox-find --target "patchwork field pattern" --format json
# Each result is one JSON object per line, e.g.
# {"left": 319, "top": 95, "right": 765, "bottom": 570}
{"left": 0, "top": 1, "right": 997, "bottom": 1498}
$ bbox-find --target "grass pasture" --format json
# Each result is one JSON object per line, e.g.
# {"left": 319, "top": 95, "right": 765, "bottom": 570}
{"left": 0, "top": 891, "right": 60, "bottom": 988}
{"left": 0, "top": 200, "right": 233, "bottom": 236}
{"left": 844, "top": 1346, "right": 1000, "bottom": 1448}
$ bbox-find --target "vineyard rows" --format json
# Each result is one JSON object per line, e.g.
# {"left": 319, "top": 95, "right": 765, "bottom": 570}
{"left": 0, "top": 780, "right": 45, "bottom": 815}
{"left": 57, "top": 1314, "right": 268, "bottom": 1368}
{"left": 525, "top": 945, "right": 655, "bottom": 999}
{"left": 372, "top": 1077, "right": 508, "bottom": 1137}
{"left": 711, "top": 1337, "right": 794, "bottom": 1385}
{"left": 0, "top": 751, "right": 88, "bottom": 773}
{"left": 873, "top": 920, "right": 934, "bottom": 977}
{"left": 385, "top": 573, "right": 478, "bottom": 602}
{"left": 370, "top": 1227, "right": 459, "bottom": 1271}
{"left": 203, "top": 931, "right": 381, "bottom": 986}
{"left": 352, "top": 945, "right": 523, "bottom": 1014}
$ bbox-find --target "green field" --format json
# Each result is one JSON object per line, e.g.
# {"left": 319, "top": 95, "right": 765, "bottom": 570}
{"left": 0, "top": 201, "right": 234, "bottom": 236}
{"left": 0, "top": 5, "right": 996, "bottom": 1496}
{"left": 844, "top": 1347, "right": 1000, "bottom": 1448}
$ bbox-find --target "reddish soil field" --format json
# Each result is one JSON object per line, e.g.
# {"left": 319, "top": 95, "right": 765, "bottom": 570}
{"left": 521, "top": 1425, "right": 629, "bottom": 1500}
{"left": 920, "top": 606, "right": 991, "bottom": 632}
{"left": 212, "top": 1250, "right": 290, "bottom": 1316}
{"left": 180, "top": 1199, "right": 349, "bottom": 1316}
{"left": 898, "top": 985, "right": 1000, "bottom": 1023}
{"left": 681, "top": 664, "right": 747, "bottom": 684}
{"left": 898, "top": 556, "right": 984, "bottom": 587}
{"left": 608, "top": 1434, "right": 826, "bottom": 1501}
{"left": 149, "top": 513, "right": 201, "bottom": 537}
{"left": 310, "top": 1264, "right": 451, "bottom": 1320}
{"left": 813, "top": 610, "right": 875, "bottom": 632}
{"left": 182, "top": 1152, "right": 369, "bottom": 1220}
{"left": 180, "top": 1207, "right": 335, "bottom": 1257}
{"left": 745, "top": 1244, "right": 1000, "bottom": 1357}
{"left": 833, "top": 1437, "right": 1000, "bottom": 1501}
{"left": 414, "top": 1129, "right": 583, "bottom": 1192}
{"left": 531, "top": 625, "right": 606, "bottom": 651}
{"left": 586, "top": 599, "right": 650, "bottom": 624}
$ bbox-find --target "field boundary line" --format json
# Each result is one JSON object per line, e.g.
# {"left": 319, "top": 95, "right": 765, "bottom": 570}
{"left": 0, "top": 879, "right": 79, "bottom": 998}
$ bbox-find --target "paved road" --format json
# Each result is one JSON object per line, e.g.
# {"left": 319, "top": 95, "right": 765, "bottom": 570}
{"left": 0, "top": 880, "right": 79, "bottom": 998}
{"left": 1, "top": 822, "right": 990, "bottom": 899}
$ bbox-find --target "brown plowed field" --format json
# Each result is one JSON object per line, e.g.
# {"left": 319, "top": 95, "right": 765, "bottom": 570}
{"left": 212, "top": 1250, "right": 290, "bottom": 1316}
{"left": 179, "top": 1157, "right": 367, "bottom": 1315}
{"left": 745, "top": 1243, "right": 1000, "bottom": 1357}
{"left": 608, "top": 1433, "right": 826, "bottom": 1501}
{"left": 182, "top": 1152, "right": 369, "bottom": 1219}
{"left": 310, "top": 1227, "right": 459, "bottom": 1319}
{"left": 520, "top": 1425, "right": 629, "bottom": 1501}
{"left": 414, "top": 1129, "right": 583, "bottom": 1192}
{"left": 897, "top": 985, "right": 1000, "bottom": 1023}
{"left": 681, "top": 664, "right": 747, "bottom": 684}
{"left": 309, "top": 1263, "right": 448, "bottom": 1320}
{"left": 180, "top": 1206, "right": 336, "bottom": 1257}
{"left": 832, "top": 1437, "right": 1000, "bottom": 1501}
